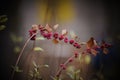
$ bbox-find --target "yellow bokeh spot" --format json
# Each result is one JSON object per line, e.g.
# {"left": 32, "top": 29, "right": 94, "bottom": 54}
{"left": 84, "top": 55, "right": 91, "bottom": 64}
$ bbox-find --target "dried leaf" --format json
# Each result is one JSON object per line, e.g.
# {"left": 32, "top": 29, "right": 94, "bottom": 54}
{"left": 32, "top": 24, "right": 38, "bottom": 30}
{"left": 91, "top": 49, "right": 98, "bottom": 56}
{"left": 103, "top": 48, "right": 109, "bottom": 54}
{"left": 53, "top": 24, "right": 59, "bottom": 30}
{"left": 62, "top": 29, "right": 68, "bottom": 36}
{"left": 36, "top": 36, "right": 45, "bottom": 40}
{"left": 0, "top": 25, "right": 6, "bottom": 31}
{"left": 87, "top": 37, "right": 97, "bottom": 49}
{"left": 33, "top": 47, "right": 44, "bottom": 51}
{"left": 45, "top": 24, "right": 52, "bottom": 32}
{"left": 52, "top": 39, "right": 59, "bottom": 44}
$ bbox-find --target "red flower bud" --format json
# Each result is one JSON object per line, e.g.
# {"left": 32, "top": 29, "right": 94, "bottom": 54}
{"left": 53, "top": 32, "right": 59, "bottom": 39}
{"left": 64, "top": 37, "right": 68, "bottom": 43}
{"left": 59, "top": 35, "right": 64, "bottom": 40}
{"left": 69, "top": 39, "right": 74, "bottom": 44}
{"left": 68, "top": 58, "right": 73, "bottom": 62}
{"left": 74, "top": 51, "right": 79, "bottom": 58}
{"left": 29, "top": 29, "right": 37, "bottom": 40}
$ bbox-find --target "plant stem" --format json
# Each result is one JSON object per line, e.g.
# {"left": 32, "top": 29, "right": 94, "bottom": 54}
{"left": 56, "top": 55, "right": 74, "bottom": 78}
{"left": 10, "top": 32, "right": 38, "bottom": 80}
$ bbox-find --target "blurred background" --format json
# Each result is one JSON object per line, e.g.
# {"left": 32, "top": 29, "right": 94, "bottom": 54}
{"left": 0, "top": 0, "right": 120, "bottom": 80}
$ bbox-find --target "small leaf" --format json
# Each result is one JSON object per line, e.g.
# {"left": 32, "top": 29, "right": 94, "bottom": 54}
{"left": 12, "top": 66, "right": 23, "bottom": 72}
{"left": 14, "top": 46, "right": 21, "bottom": 53}
{"left": 44, "top": 65, "right": 49, "bottom": 68}
{"left": 53, "top": 24, "right": 59, "bottom": 30}
{"left": 36, "top": 36, "right": 45, "bottom": 40}
{"left": 62, "top": 29, "right": 68, "bottom": 36}
{"left": 32, "top": 61, "right": 37, "bottom": 67}
{"left": 67, "top": 72, "right": 74, "bottom": 79}
{"left": 0, "top": 25, "right": 6, "bottom": 31}
{"left": 75, "top": 69, "right": 80, "bottom": 74}
{"left": 45, "top": 24, "right": 52, "bottom": 32}
{"left": 52, "top": 39, "right": 59, "bottom": 44}
{"left": 33, "top": 47, "right": 44, "bottom": 51}
{"left": 0, "top": 15, "right": 8, "bottom": 23}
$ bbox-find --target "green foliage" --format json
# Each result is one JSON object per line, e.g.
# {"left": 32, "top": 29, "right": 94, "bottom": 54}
{"left": 0, "top": 15, "right": 8, "bottom": 31}
{"left": 0, "top": 25, "right": 6, "bottom": 31}
{"left": 11, "top": 66, "right": 23, "bottom": 72}
{"left": 10, "top": 33, "right": 23, "bottom": 43}
{"left": 14, "top": 46, "right": 21, "bottom": 53}
{"left": 66, "top": 66, "right": 83, "bottom": 80}
{"left": 28, "top": 61, "right": 49, "bottom": 80}
{"left": 0, "top": 15, "right": 8, "bottom": 23}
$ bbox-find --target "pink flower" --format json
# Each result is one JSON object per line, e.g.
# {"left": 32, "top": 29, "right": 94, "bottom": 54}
{"left": 73, "top": 42, "right": 78, "bottom": 47}
{"left": 74, "top": 51, "right": 79, "bottom": 58}
{"left": 29, "top": 29, "right": 37, "bottom": 40}
{"left": 46, "top": 32, "right": 52, "bottom": 39}
{"left": 68, "top": 58, "right": 73, "bottom": 62}
{"left": 76, "top": 44, "right": 81, "bottom": 49}
{"left": 59, "top": 35, "right": 64, "bottom": 40}
{"left": 69, "top": 39, "right": 74, "bottom": 44}
{"left": 64, "top": 37, "right": 68, "bottom": 43}
{"left": 60, "top": 64, "right": 66, "bottom": 70}
{"left": 53, "top": 32, "right": 59, "bottom": 39}
{"left": 42, "top": 33, "right": 48, "bottom": 38}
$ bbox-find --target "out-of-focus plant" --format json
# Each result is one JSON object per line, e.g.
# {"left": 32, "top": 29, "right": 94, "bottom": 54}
{"left": 10, "top": 24, "right": 111, "bottom": 80}
{"left": 28, "top": 61, "right": 49, "bottom": 80}
{"left": 0, "top": 15, "right": 8, "bottom": 31}
{"left": 10, "top": 33, "right": 23, "bottom": 54}
{"left": 66, "top": 66, "right": 83, "bottom": 80}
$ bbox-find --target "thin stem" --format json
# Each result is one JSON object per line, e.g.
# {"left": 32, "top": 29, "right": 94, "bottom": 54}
{"left": 56, "top": 55, "right": 74, "bottom": 78}
{"left": 10, "top": 32, "right": 38, "bottom": 80}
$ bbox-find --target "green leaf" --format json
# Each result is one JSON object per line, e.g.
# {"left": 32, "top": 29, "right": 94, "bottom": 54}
{"left": 32, "top": 61, "right": 37, "bottom": 67}
{"left": 43, "top": 65, "right": 49, "bottom": 68}
{"left": 0, "top": 25, "right": 6, "bottom": 31}
{"left": 14, "top": 46, "right": 20, "bottom": 53}
{"left": 67, "top": 72, "right": 74, "bottom": 79}
{"left": 33, "top": 47, "right": 44, "bottom": 52}
{"left": 10, "top": 33, "right": 23, "bottom": 43}
{"left": 66, "top": 66, "right": 75, "bottom": 73}
{"left": 12, "top": 66, "right": 23, "bottom": 72}
{"left": 51, "top": 76, "right": 60, "bottom": 80}
{"left": 0, "top": 15, "right": 8, "bottom": 23}
{"left": 75, "top": 69, "right": 80, "bottom": 74}
{"left": 36, "top": 36, "right": 45, "bottom": 40}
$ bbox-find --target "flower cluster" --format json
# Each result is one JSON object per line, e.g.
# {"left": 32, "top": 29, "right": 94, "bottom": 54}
{"left": 28, "top": 24, "right": 112, "bottom": 78}
{"left": 29, "top": 24, "right": 81, "bottom": 49}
